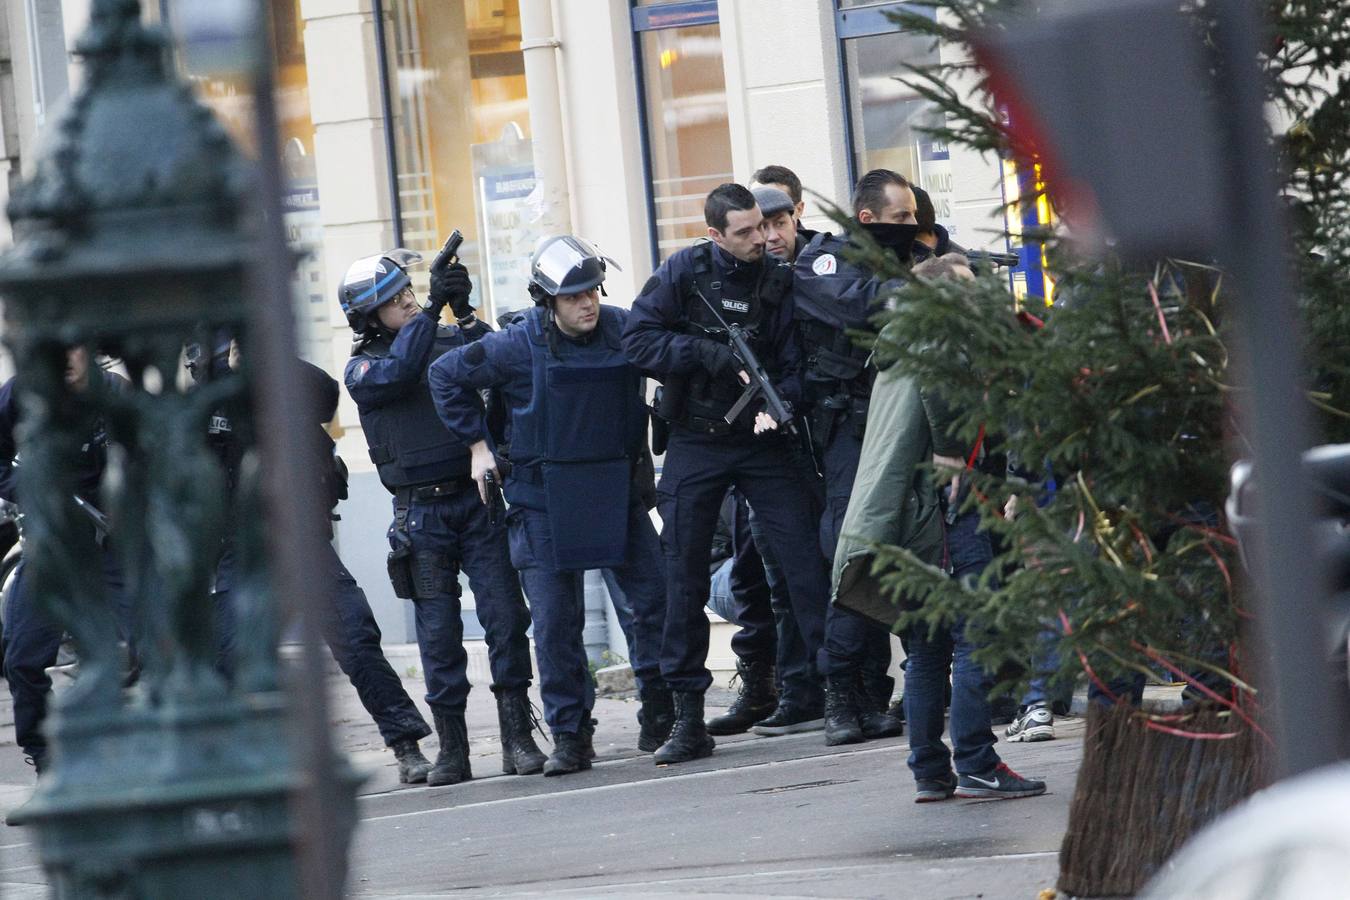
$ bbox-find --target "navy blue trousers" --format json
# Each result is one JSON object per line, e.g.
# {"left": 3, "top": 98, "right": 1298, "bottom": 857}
{"left": 725, "top": 493, "right": 773, "bottom": 665}
{"left": 3, "top": 550, "right": 131, "bottom": 759}
{"left": 396, "top": 488, "right": 534, "bottom": 714}
{"left": 656, "top": 429, "right": 828, "bottom": 692}
{"left": 511, "top": 502, "right": 666, "bottom": 733}
{"left": 214, "top": 539, "right": 431, "bottom": 746}
{"left": 816, "top": 422, "right": 895, "bottom": 698}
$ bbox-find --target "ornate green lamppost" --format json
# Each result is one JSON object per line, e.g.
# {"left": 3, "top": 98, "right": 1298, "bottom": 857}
{"left": 0, "top": 1, "right": 358, "bottom": 895}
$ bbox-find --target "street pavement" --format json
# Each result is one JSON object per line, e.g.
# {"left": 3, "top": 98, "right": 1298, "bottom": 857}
{"left": 0, "top": 649, "right": 1086, "bottom": 899}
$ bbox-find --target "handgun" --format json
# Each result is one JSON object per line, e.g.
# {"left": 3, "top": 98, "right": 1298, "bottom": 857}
{"left": 691, "top": 287, "right": 797, "bottom": 435}
{"left": 484, "top": 470, "right": 505, "bottom": 527}
{"left": 431, "top": 229, "right": 463, "bottom": 272}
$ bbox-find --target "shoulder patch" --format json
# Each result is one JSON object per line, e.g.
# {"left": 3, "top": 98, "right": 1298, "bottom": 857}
{"left": 639, "top": 276, "right": 660, "bottom": 297}
{"left": 353, "top": 359, "right": 371, "bottom": 381}
{"left": 812, "top": 253, "right": 837, "bottom": 276}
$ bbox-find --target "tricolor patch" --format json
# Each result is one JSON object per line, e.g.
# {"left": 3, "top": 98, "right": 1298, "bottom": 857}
{"left": 812, "top": 253, "right": 837, "bottom": 276}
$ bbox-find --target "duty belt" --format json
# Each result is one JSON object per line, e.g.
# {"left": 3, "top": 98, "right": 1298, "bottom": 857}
{"left": 682, "top": 414, "right": 734, "bottom": 436}
{"left": 395, "top": 478, "right": 474, "bottom": 504}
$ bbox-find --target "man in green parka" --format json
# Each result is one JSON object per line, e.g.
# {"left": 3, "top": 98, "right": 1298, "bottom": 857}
{"left": 831, "top": 253, "right": 1047, "bottom": 803}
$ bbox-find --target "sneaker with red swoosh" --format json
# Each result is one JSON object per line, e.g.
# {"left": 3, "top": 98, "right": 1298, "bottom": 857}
{"left": 955, "top": 762, "right": 1047, "bottom": 799}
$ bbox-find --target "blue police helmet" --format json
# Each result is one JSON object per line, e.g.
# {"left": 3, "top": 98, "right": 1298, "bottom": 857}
{"left": 529, "top": 236, "right": 621, "bottom": 298}
{"left": 338, "top": 248, "right": 423, "bottom": 330}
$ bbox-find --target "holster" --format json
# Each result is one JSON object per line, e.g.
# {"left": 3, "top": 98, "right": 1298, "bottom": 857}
{"left": 654, "top": 378, "right": 688, "bottom": 424}
{"left": 650, "top": 397, "right": 670, "bottom": 456}
{"left": 411, "top": 551, "right": 457, "bottom": 599}
{"left": 387, "top": 543, "right": 416, "bottom": 599}
{"left": 387, "top": 499, "right": 416, "bottom": 599}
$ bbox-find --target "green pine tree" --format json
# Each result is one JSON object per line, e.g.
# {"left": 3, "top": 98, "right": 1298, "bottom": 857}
{"left": 832, "top": 1, "right": 1348, "bottom": 891}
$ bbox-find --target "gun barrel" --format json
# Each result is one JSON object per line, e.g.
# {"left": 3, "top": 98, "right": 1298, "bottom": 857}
{"left": 967, "top": 250, "right": 1021, "bottom": 268}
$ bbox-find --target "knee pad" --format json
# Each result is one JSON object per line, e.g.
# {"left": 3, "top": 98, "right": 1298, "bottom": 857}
{"left": 411, "top": 551, "right": 458, "bottom": 600}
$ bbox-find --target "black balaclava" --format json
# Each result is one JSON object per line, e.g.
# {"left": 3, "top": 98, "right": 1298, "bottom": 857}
{"left": 861, "top": 222, "right": 921, "bottom": 264}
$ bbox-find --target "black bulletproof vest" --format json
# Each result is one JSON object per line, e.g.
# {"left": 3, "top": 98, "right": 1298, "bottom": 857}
{"left": 794, "top": 233, "right": 879, "bottom": 406}
{"left": 355, "top": 329, "right": 471, "bottom": 490}
{"left": 677, "top": 242, "right": 791, "bottom": 425}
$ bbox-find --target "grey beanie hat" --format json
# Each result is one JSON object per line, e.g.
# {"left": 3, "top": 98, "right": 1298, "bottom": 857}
{"left": 752, "top": 185, "right": 795, "bottom": 218}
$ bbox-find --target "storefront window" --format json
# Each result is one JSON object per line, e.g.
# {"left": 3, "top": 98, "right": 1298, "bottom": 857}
{"left": 840, "top": 19, "right": 1012, "bottom": 259}
{"left": 382, "top": 0, "right": 538, "bottom": 322}
{"left": 638, "top": 22, "right": 734, "bottom": 261}
{"left": 182, "top": 0, "right": 329, "bottom": 364}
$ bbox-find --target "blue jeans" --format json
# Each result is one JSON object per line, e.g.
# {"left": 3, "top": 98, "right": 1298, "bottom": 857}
{"left": 903, "top": 506, "right": 1000, "bottom": 779}
{"left": 398, "top": 488, "right": 533, "bottom": 713}
{"left": 515, "top": 503, "right": 666, "bottom": 733}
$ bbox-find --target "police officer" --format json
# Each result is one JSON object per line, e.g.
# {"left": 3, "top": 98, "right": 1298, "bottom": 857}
{"left": 341, "top": 248, "right": 542, "bottom": 785}
{"left": 622, "top": 183, "right": 831, "bottom": 764}
{"left": 703, "top": 186, "right": 826, "bottom": 737}
{"left": 0, "top": 347, "right": 132, "bottom": 775}
{"left": 794, "top": 169, "right": 918, "bottom": 745}
{"left": 196, "top": 340, "right": 438, "bottom": 785}
{"left": 756, "top": 186, "right": 809, "bottom": 266}
{"left": 429, "top": 236, "right": 671, "bottom": 775}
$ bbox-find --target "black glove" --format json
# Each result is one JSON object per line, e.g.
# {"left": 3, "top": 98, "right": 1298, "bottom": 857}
{"left": 696, "top": 340, "right": 742, "bottom": 380}
{"left": 429, "top": 262, "right": 473, "bottom": 319}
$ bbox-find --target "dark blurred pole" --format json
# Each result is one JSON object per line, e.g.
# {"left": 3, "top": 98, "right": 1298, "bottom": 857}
{"left": 245, "top": 5, "right": 347, "bottom": 897}
{"left": 371, "top": 0, "right": 405, "bottom": 248}
{"left": 1212, "top": 0, "right": 1344, "bottom": 780}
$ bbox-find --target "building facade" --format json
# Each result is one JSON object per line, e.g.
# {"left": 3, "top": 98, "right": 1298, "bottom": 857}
{"left": 2, "top": 0, "right": 1018, "bottom": 652}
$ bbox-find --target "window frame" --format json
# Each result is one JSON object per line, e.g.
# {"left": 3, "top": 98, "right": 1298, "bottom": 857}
{"left": 834, "top": 1, "right": 1041, "bottom": 295}
{"left": 629, "top": 1, "right": 722, "bottom": 270}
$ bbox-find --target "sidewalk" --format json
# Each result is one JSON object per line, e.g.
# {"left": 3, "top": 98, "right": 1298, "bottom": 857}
{"left": 0, "top": 643, "right": 1089, "bottom": 898}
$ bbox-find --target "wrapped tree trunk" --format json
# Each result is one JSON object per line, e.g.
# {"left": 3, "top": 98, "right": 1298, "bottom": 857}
{"left": 1058, "top": 703, "right": 1264, "bottom": 896}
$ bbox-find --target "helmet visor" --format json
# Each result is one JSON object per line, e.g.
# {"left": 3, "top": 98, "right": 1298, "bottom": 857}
{"left": 532, "top": 239, "right": 589, "bottom": 296}
{"left": 384, "top": 247, "right": 424, "bottom": 269}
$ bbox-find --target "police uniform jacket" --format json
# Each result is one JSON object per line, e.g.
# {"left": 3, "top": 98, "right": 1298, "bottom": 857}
{"left": 345, "top": 312, "right": 490, "bottom": 492}
{"left": 0, "top": 372, "right": 122, "bottom": 506}
{"left": 621, "top": 241, "right": 801, "bottom": 430}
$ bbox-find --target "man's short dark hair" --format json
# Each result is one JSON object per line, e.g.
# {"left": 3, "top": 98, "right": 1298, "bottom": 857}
{"left": 752, "top": 164, "right": 803, "bottom": 205}
{"left": 851, "top": 168, "right": 910, "bottom": 218}
{"left": 705, "top": 183, "right": 758, "bottom": 232}
{"left": 912, "top": 184, "right": 936, "bottom": 233}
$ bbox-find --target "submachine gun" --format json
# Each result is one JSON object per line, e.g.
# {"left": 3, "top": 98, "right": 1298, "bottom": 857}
{"left": 690, "top": 286, "right": 797, "bottom": 436}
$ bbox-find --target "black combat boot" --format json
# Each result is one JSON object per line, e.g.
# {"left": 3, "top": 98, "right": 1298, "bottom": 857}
{"left": 543, "top": 731, "right": 593, "bottom": 777}
{"left": 580, "top": 711, "right": 598, "bottom": 760}
{"left": 857, "top": 673, "right": 904, "bottom": 739}
{"left": 653, "top": 691, "right": 716, "bottom": 765}
{"left": 637, "top": 686, "right": 674, "bottom": 752}
{"left": 428, "top": 710, "right": 473, "bottom": 787}
{"left": 824, "top": 675, "right": 866, "bottom": 746}
{"left": 391, "top": 738, "right": 433, "bottom": 784}
{"left": 751, "top": 689, "right": 826, "bottom": 736}
{"left": 706, "top": 659, "right": 778, "bottom": 736}
{"left": 496, "top": 687, "right": 548, "bottom": 776}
